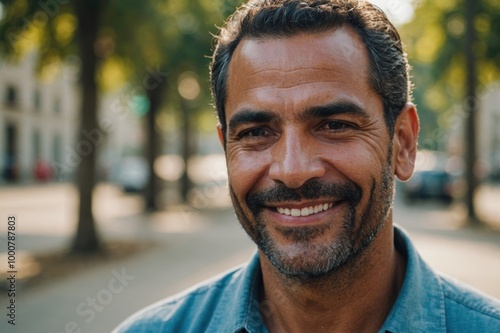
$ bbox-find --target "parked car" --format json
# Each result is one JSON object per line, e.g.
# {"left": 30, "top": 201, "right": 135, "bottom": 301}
{"left": 115, "top": 157, "right": 149, "bottom": 193}
{"left": 403, "top": 169, "right": 454, "bottom": 204}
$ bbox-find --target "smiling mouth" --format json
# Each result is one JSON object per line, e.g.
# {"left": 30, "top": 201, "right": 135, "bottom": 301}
{"left": 275, "top": 203, "right": 335, "bottom": 217}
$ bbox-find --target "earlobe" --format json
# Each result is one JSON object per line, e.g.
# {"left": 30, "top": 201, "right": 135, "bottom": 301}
{"left": 394, "top": 103, "right": 419, "bottom": 181}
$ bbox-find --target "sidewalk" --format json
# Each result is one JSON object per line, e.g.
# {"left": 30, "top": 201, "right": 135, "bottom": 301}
{"left": 0, "top": 205, "right": 256, "bottom": 332}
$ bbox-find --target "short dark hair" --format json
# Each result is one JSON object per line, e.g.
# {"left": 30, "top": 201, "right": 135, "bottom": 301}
{"left": 210, "top": 0, "right": 412, "bottom": 138}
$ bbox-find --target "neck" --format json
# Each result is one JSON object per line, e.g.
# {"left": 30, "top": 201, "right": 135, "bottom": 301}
{"left": 259, "top": 222, "right": 406, "bottom": 333}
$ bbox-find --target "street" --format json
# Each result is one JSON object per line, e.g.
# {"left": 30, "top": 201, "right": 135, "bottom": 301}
{"left": 0, "top": 181, "right": 499, "bottom": 332}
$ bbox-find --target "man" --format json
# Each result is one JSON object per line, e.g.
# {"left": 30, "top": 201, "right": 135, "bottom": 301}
{"left": 115, "top": 1, "right": 500, "bottom": 332}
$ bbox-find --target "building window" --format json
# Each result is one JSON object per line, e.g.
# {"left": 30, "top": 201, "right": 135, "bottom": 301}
{"left": 6, "top": 124, "right": 16, "bottom": 156}
{"left": 53, "top": 135, "right": 61, "bottom": 163}
{"left": 6, "top": 86, "right": 17, "bottom": 108}
{"left": 33, "top": 131, "right": 41, "bottom": 159}
{"left": 3, "top": 124, "right": 18, "bottom": 181}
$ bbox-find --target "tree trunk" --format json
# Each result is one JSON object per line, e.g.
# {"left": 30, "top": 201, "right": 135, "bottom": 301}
{"left": 71, "top": 0, "right": 106, "bottom": 253}
{"left": 180, "top": 99, "right": 194, "bottom": 203}
{"left": 464, "top": 0, "right": 480, "bottom": 226}
{"left": 144, "top": 74, "right": 168, "bottom": 211}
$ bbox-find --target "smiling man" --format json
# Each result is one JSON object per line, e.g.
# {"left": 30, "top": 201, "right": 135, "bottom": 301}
{"left": 114, "top": 1, "right": 500, "bottom": 332}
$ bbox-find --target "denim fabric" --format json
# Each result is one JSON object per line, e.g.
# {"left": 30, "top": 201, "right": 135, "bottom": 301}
{"left": 114, "top": 226, "right": 500, "bottom": 333}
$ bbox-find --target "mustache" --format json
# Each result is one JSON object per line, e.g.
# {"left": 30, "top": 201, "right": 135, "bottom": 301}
{"left": 247, "top": 179, "right": 362, "bottom": 214}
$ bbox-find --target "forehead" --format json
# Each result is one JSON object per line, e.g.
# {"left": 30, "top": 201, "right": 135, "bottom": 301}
{"left": 225, "top": 27, "right": 376, "bottom": 116}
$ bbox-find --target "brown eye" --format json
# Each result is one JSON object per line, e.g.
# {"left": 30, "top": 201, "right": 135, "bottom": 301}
{"left": 324, "top": 121, "right": 350, "bottom": 131}
{"left": 240, "top": 127, "right": 272, "bottom": 138}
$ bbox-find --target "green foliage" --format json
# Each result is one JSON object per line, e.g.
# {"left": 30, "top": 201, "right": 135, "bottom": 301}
{"left": 98, "top": 0, "right": 225, "bottom": 126}
{"left": 0, "top": 0, "right": 228, "bottom": 128}
{"left": 401, "top": 0, "right": 500, "bottom": 149}
{"left": 0, "top": 0, "right": 76, "bottom": 69}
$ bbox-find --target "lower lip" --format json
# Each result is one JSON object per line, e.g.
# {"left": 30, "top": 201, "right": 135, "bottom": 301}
{"left": 264, "top": 201, "right": 346, "bottom": 226}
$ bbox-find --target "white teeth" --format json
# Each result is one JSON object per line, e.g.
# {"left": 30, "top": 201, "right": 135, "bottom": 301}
{"left": 276, "top": 203, "right": 335, "bottom": 217}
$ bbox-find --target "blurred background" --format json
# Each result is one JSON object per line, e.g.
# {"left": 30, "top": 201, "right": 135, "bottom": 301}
{"left": 0, "top": 0, "right": 499, "bottom": 331}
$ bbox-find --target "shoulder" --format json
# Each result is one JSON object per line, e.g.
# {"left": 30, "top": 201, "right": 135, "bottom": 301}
{"left": 439, "top": 274, "right": 500, "bottom": 331}
{"left": 113, "top": 265, "right": 247, "bottom": 333}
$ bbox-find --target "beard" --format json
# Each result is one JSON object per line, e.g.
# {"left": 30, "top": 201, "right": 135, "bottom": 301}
{"left": 229, "top": 160, "right": 395, "bottom": 281}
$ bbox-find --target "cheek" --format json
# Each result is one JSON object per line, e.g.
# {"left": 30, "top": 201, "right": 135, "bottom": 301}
{"left": 322, "top": 143, "right": 385, "bottom": 185}
{"left": 227, "top": 150, "right": 272, "bottom": 199}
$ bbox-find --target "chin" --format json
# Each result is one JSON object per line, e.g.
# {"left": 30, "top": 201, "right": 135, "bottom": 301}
{"left": 257, "top": 226, "right": 357, "bottom": 279}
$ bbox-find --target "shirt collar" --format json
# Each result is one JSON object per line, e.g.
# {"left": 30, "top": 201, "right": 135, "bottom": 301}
{"left": 223, "top": 226, "right": 447, "bottom": 333}
{"left": 380, "top": 225, "right": 446, "bottom": 333}
{"left": 213, "top": 252, "right": 265, "bottom": 333}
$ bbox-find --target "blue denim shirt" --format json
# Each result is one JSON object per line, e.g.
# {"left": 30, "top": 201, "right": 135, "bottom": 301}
{"left": 114, "top": 226, "right": 500, "bottom": 333}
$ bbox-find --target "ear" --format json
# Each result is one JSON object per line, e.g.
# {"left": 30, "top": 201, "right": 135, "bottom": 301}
{"left": 393, "top": 103, "right": 419, "bottom": 182}
{"left": 216, "top": 123, "right": 225, "bottom": 149}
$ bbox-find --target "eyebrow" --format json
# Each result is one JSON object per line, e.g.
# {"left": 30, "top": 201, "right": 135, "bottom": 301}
{"left": 298, "top": 101, "right": 371, "bottom": 122}
{"left": 227, "top": 101, "right": 370, "bottom": 132}
{"left": 228, "top": 110, "right": 279, "bottom": 131}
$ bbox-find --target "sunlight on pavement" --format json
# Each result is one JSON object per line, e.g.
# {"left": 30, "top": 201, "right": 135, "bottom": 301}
{"left": 150, "top": 207, "right": 208, "bottom": 233}
{"left": 424, "top": 209, "right": 466, "bottom": 230}
{"left": 412, "top": 234, "right": 500, "bottom": 298}
{"left": 0, "top": 251, "right": 40, "bottom": 282}
{"left": 476, "top": 185, "right": 500, "bottom": 227}
{"left": 0, "top": 183, "right": 77, "bottom": 236}
{"left": 93, "top": 183, "right": 144, "bottom": 220}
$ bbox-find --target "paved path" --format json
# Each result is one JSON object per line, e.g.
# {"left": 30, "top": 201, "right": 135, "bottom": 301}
{"left": 0, "top": 183, "right": 499, "bottom": 332}
{"left": 0, "top": 206, "right": 256, "bottom": 333}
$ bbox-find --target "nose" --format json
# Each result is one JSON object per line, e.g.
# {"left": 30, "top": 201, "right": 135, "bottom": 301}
{"left": 268, "top": 130, "right": 325, "bottom": 188}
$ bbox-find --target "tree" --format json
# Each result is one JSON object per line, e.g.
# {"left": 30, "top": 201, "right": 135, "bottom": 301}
{"left": 0, "top": 0, "right": 228, "bottom": 260}
{"left": 0, "top": 0, "right": 109, "bottom": 253}
{"left": 400, "top": 0, "right": 500, "bottom": 225}
{"left": 72, "top": 0, "right": 109, "bottom": 252}
{"left": 159, "top": 0, "right": 224, "bottom": 205}
{"left": 102, "top": 0, "right": 171, "bottom": 210}
{"left": 464, "top": 0, "right": 478, "bottom": 224}
{"left": 105, "top": 0, "right": 224, "bottom": 207}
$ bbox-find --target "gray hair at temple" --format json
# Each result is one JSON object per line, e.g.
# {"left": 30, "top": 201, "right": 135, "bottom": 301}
{"left": 210, "top": 0, "right": 412, "bottom": 139}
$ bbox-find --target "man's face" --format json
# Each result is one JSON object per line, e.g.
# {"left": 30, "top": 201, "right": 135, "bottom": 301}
{"left": 221, "top": 28, "right": 401, "bottom": 279}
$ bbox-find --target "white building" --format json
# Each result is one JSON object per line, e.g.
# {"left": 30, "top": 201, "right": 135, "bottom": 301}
{"left": 0, "top": 52, "right": 79, "bottom": 183}
{"left": 0, "top": 52, "right": 145, "bottom": 184}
